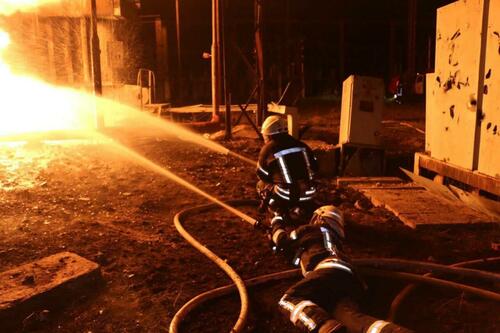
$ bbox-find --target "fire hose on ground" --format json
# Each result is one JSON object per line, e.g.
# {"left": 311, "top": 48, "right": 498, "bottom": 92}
{"left": 387, "top": 256, "right": 500, "bottom": 322}
{"left": 170, "top": 201, "right": 500, "bottom": 333}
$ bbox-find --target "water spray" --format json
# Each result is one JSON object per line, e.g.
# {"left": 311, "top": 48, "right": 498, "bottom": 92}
{"left": 89, "top": 132, "right": 259, "bottom": 227}
{"left": 228, "top": 150, "right": 257, "bottom": 167}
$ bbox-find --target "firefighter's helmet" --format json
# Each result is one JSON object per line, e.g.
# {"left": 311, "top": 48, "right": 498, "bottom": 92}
{"left": 261, "top": 115, "right": 288, "bottom": 136}
{"left": 311, "top": 205, "right": 345, "bottom": 239}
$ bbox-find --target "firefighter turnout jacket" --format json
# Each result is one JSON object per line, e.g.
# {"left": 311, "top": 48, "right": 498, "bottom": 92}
{"left": 257, "top": 133, "right": 318, "bottom": 204}
{"left": 269, "top": 212, "right": 365, "bottom": 333}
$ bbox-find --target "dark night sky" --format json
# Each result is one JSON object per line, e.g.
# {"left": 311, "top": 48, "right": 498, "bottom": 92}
{"left": 139, "top": 0, "right": 456, "bottom": 101}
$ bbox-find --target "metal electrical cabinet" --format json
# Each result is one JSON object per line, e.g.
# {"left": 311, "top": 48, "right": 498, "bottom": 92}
{"left": 427, "top": 0, "right": 485, "bottom": 170}
{"left": 426, "top": 0, "right": 500, "bottom": 178}
{"left": 479, "top": 0, "right": 500, "bottom": 177}
{"left": 339, "top": 75, "right": 384, "bottom": 147}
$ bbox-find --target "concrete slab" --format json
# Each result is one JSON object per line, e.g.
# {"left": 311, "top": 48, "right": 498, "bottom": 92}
{"left": 338, "top": 177, "right": 496, "bottom": 227}
{"left": 0, "top": 252, "right": 101, "bottom": 329}
{"left": 355, "top": 185, "right": 496, "bottom": 228}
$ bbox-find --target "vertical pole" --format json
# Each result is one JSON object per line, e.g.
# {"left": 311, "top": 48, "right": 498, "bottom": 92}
{"left": 212, "top": 0, "right": 221, "bottom": 121}
{"left": 255, "top": 0, "right": 265, "bottom": 126}
{"left": 221, "top": 0, "right": 231, "bottom": 139}
{"left": 389, "top": 20, "right": 396, "bottom": 79}
{"left": 285, "top": 0, "right": 290, "bottom": 79}
{"left": 64, "top": 19, "right": 75, "bottom": 84}
{"left": 407, "top": 0, "right": 417, "bottom": 77}
{"left": 426, "top": 35, "right": 432, "bottom": 72}
{"left": 155, "top": 17, "right": 169, "bottom": 101}
{"left": 339, "top": 19, "right": 345, "bottom": 82}
{"left": 90, "top": 0, "right": 103, "bottom": 128}
{"left": 80, "top": 17, "right": 91, "bottom": 85}
{"left": 299, "top": 38, "right": 305, "bottom": 99}
{"left": 46, "top": 22, "right": 57, "bottom": 82}
{"left": 175, "top": 0, "right": 182, "bottom": 102}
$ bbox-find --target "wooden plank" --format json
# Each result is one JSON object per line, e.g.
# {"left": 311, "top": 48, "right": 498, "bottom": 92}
{"left": 359, "top": 187, "right": 496, "bottom": 228}
{"left": 400, "top": 168, "right": 459, "bottom": 202}
{"left": 169, "top": 104, "right": 257, "bottom": 114}
{"left": 415, "top": 152, "right": 500, "bottom": 196}
{"left": 449, "top": 185, "right": 500, "bottom": 220}
{"left": 337, "top": 177, "right": 402, "bottom": 187}
{"left": 0, "top": 252, "right": 101, "bottom": 329}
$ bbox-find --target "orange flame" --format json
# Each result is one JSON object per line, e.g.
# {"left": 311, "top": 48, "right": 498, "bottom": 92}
{"left": 0, "top": 27, "right": 97, "bottom": 137}
{"left": 0, "top": 0, "right": 62, "bottom": 15}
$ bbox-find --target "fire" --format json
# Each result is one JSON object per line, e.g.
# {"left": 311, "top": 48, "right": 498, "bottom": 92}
{"left": 0, "top": 29, "right": 8, "bottom": 49}
{"left": 0, "top": 0, "right": 61, "bottom": 15}
{"left": 0, "top": 29, "right": 9, "bottom": 76}
{"left": 0, "top": 0, "right": 102, "bottom": 138}
{"left": 0, "top": 28, "right": 97, "bottom": 137}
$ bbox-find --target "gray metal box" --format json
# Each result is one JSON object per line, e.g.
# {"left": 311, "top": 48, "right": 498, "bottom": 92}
{"left": 339, "top": 75, "right": 384, "bottom": 146}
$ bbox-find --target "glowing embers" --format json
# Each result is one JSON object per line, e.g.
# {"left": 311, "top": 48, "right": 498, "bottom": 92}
{"left": 0, "top": 141, "right": 50, "bottom": 191}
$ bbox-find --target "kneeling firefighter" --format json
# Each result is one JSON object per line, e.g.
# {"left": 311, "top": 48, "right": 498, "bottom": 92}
{"left": 256, "top": 115, "right": 319, "bottom": 220}
{"left": 266, "top": 205, "right": 413, "bottom": 333}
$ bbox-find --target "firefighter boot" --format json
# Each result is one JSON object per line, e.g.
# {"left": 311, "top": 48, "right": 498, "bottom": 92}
{"left": 318, "top": 319, "right": 346, "bottom": 333}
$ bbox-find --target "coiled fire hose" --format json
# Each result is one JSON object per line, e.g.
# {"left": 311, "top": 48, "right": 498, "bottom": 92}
{"left": 170, "top": 201, "right": 500, "bottom": 333}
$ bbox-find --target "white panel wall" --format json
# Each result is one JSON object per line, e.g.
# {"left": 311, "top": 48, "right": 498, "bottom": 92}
{"left": 425, "top": 73, "right": 435, "bottom": 153}
{"left": 478, "top": 0, "right": 500, "bottom": 177}
{"left": 427, "top": 0, "right": 485, "bottom": 169}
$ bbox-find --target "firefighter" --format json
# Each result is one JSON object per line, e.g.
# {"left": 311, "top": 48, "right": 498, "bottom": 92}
{"left": 256, "top": 115, "right": 318, "bottom": 220}
{"left": 268, "top": 205, "right": 407, "bottom": 333}
{"left": 268, "top": 205, "right": 358, "bottom": 333}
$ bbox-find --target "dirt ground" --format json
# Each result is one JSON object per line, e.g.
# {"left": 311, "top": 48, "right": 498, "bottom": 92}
{"left": 0, "top": 102, "right": 499, "bottom": 333}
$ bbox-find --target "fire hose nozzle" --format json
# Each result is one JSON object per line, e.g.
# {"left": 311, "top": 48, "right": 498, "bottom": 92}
{"left": 253, "top": 219, "right": 270, "bottom": 233}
